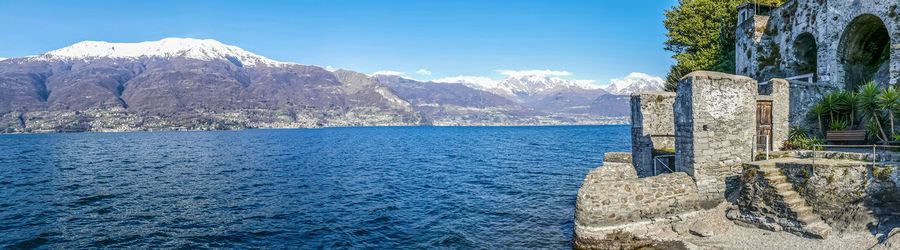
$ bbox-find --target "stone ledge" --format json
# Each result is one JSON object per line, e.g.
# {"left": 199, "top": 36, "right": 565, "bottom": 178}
{"left": 680, "top": 71, "right": 756, "bottom": 82}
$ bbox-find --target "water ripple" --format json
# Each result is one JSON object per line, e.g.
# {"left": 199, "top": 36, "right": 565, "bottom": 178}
{"left": 0, "top": 126, "right": 630, "bottom": 248}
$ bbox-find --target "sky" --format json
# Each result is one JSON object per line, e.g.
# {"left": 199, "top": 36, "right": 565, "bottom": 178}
{"left": 0, "top": 0, "right": 677, "bottom": 86}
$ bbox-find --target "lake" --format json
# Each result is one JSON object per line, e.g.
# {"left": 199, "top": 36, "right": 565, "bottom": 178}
{"left": 0, "top": 125, "right": 631, "bottom": 248}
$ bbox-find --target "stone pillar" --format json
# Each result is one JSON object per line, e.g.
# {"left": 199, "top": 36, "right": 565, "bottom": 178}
{"left": 770, "top": 79, "right": 790, "bottom": 150}
{"left": 674, "top": 71, "right": 757, "bottom": 203}
{"left": 630, "top": 92, "right": 675, "bottom": 177}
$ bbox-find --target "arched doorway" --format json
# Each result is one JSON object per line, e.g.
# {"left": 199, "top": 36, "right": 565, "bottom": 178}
{"left": 838, "top": 14, "right": 891, "bottom": 90}
{"left": 792, "top": 32, "right": 818, "bottom": 80}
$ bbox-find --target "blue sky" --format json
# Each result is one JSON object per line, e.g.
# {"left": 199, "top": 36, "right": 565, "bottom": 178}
{"left": 0, "top": 0, "right": 677, "bottom": 86}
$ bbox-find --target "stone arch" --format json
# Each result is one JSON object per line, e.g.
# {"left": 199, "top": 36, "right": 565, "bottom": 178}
{"left": 792, "top": 32, "right": 818, "bottom": 80}
{"left": 838, "top": 14, "right": 891, "bottom": 90}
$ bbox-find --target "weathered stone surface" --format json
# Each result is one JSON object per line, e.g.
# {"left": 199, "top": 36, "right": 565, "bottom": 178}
{"left": 604, "top": 152, "right": 633, "bottom": 164}
{"left": 576, "top": 169, "right": 699, "bottom": 227}
{"left": 736, "top": 0, "right": 898, "bottom": 87}
{"left": 574, "top": 155, "right": 703, "bottom": 249}
{"left": 689, "top": 221, "right": 715, "bottom": 237}
{"left": 735, "top": 157, "right": 900, "bottom": 239}
{"left": 631, "top": 91, "right": 675, "bottom": 177}
{"left": 769, "top": 79, "right": 790, "bottom": 149}
{"left": 675, "top": 71, "right": 757, "bottom": 202}
{"left": 775, "top": 158, "right": 899, "bottom": 232}
{"left": 785, "top": 81, "right": 834, "bottom": 130}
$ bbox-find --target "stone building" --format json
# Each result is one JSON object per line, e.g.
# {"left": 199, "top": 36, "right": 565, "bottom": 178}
{"left": 574, "top": 2, "right": 900, "bottom": 247}
{"left": 735, "top": 0, "right": 898, "bottom": 127}
{"left": 575, "top": 72, "right": 792, "bottom": 248}
{"left": 737, "top": 0, "right": 897, "bottom": 88}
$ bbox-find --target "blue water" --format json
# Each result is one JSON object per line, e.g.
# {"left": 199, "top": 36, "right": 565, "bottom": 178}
{"left": 0, "top": 125, "right": 630, "bottom": 248}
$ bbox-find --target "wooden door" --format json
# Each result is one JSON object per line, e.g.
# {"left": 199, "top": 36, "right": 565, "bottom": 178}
{"left": 756, "top": 101, "right": 773, "bottom": 150}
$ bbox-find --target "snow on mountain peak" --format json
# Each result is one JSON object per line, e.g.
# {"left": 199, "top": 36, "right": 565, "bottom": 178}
{"left": 38, "top": 38, "right": 291, "bottom": 67}
{"left": 602, "top": 72, "right": 664, "bottom": 95}
{"left": 435, "top": 73, "right": 601, "bottom": 97}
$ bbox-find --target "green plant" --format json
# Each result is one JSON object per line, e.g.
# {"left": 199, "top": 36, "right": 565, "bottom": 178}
{"left": 829, "top": 119, "right": 847, "bottom": 131}
{"left": 840, "top": 91, "right": 858, "bottom": 128}
{"left": 811, "top": 103, "right": 826, "bottom": 135}
{"left": 879, "top": 86, "right": 900, "bottom": 138}
{"left": 784, "top": 126, "right": 824, "bottom": 150}
{"left": 789, "top": 125, "right": 810, "bottom": 141}
{"left": 874, "top": 167, "right": 894, "bottom": 180}
{"left": 662, "top": 0, "right": 787, "bottom": 90}
{"left": 858, "top": 81, "right": 889, "bottom": 141}
{"left": 822, "top": 92, "right": 843, "bottom": 122}
{"left": 866, "top": 117, "right": 885, "bottom": 141}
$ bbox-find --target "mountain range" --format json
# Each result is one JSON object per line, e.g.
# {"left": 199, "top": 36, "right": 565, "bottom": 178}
{"left": 0, "top": 38, "right": 660, "bottom": 133}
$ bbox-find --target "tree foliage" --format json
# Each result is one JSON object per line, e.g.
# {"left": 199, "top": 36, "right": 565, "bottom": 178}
{"left": 663, "top": 0, "right": 784, "bottom": 90}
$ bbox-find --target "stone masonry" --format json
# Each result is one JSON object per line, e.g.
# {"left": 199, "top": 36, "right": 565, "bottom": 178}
{"left": 736, "top": 0, "right": 898, "bottom": 88}
{"left": 630, "top": 92, "right": 675, "bottom": 177}
{"left": 574, "top": 153, "right": 700, "bottom": 249}
{"left": 757, "top": 78, "right": 791, "bottom": 149}
{"left": 675, "top": 71, "right": 757, "bottom": 203}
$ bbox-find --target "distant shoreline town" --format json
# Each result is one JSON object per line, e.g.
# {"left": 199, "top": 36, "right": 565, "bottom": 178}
{"left": 0, "top": 38, "right": 656, "bottom": 134}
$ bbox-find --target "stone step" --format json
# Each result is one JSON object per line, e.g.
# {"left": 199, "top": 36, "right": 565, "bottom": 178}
{"left": 761, "top": 169, "right": 781, "bottom": 176}
{"left": 791, "top": 205, "right": 812, "bottom": 214}
{"left": 765, "top": 175, "right": 787, "bottom": 183}
{"left": 774, "top": 182, "right": 794, "bottom": 191}
{"left": 784, "top": 197, "right": 804, "bottom": 205}
{"left": 779, "top": 190, "right": 800, "bottom": 200}
{"left": 798, "top": 213, "right": 823, "bottom": 224}
{"left": 759, "top": 165, "right": 778, "bottom": 171}
{"left": 804, "top": 222, "right": 833, "bottom": 239}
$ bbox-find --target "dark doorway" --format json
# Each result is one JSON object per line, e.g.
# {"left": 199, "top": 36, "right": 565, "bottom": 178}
{"left": 838, "top": 14, "right": 891, "bottom": 90}
{"left": 792, "top": 32, "right": 818, "bottom": 80}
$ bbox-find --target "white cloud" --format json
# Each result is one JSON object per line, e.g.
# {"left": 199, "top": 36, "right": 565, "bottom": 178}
{"left": 415, "top": 69, "right": 432, "bottom": 76}
{"left": 325, "top": 65, "right": 336, "bottom": 71}
{"left": 497, "top": 69, "right": 572, "bottom": 78}
{"left": 371, "top": 70, "right": 405, "bottom": 76}
{"left": 433, "top": 75, "right": 499, "bottom": 89}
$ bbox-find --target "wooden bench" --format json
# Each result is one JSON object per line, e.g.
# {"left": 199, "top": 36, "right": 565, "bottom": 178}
{"left": 826, "top": 130, "right": 866, "bottom": 143}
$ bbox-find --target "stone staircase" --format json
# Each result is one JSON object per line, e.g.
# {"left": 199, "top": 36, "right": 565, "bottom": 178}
{"left": 757, "top": 163, "right": 833, "bottom": 238}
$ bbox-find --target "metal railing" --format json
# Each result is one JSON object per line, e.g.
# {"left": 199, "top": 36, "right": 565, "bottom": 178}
{"left": 653, "top": 155, "right": 676, "bottom": 175}
{"left": 752, "top": 134, "right": 771, "bottom": 160}
{"left": 758, "top": 73, "right": 815, "bottom": 86}
{"left": 784, "top": 73, "right": 815, "bottom": 83}
{"left": 810, "top": 143, "right": 900, "bottom": 169}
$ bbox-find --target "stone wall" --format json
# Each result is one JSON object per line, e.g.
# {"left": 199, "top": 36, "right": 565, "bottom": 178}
{"left": 778, "top": 161, "right": 900, "bottom": 231}
{"left": 630, "top": 92, "right": 676, "bottom": 177}
{"left": 574, "top": 153, "right": 701, "bottom": 249}
{"left": 675, "top": 72, "right": 757, "bottom": 203}
{"left": 785, "top": 80, "right": 835, "bottom": 131}
{"left": 758, "top": 79, "right": 791, "bottom": 150}
{"left": 736, "top": 157, "right": 900, "bottom": 236}
{"left": 770, "top": 79, "right": 790, "bottom": 149}
{"left": 736, "top": 0, "right": 898, "bottom": 88}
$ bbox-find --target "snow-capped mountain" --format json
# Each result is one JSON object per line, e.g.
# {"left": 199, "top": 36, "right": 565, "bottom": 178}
{"left": 437, "top": 74, "right": 601, "bottom": 97}
{"left": 0, "top": 38, "right": 428, "bottom": 132}
{"left": 493, "top": 75, "right": 599, "bottom": 96}
{"left": 30, "top": 38, "right": 291, "bottom": 67}
{"left": 601, "top": 72, "right": 664, "bottom": 95}
{"left": 0, "top": 37, "right": 635, "bottom": 133}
